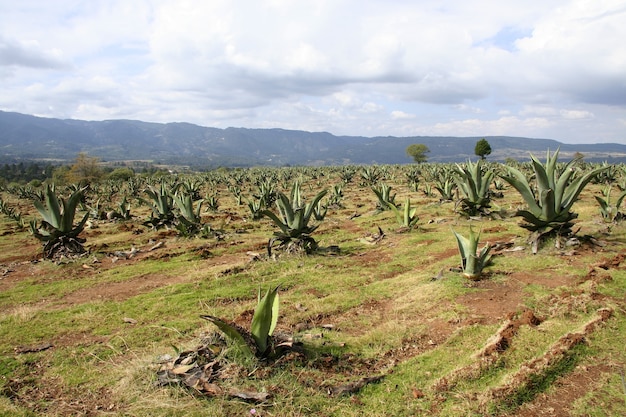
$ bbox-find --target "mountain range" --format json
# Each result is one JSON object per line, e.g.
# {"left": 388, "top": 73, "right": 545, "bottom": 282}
{"left": 1, "top": 110, "right": 625, "bottom": 167}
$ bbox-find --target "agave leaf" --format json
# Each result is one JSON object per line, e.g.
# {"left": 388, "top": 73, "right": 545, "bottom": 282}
{"left": 540, "top": 189, "right": 556, "bottom": 222}
{"left": 595, "top": 195, "right": 610, "bottom": 212}
{"left": 200, "top": 315, "right": 254, "bottom": 358}
{"left": 531, "top": 153, "right": 551, "bottom": 195}
{"left": 561, "top": 166, "right": 609, "bottom": 212}
{"left": 69, "top": 212, "right": 89, "bottom": 238}
{"left": 303, "top": 190, "right": 328, "bottom": 223}
{"left": 250, "top": 285, "right": 280, "bottom": 355}
{"left": 615, "top": 190, "right": 626, "bottom": 209}
{"left": 554, "top": 164, "right": 577, "bottom": 209}
{"left": 500, "top": 167, "right": 542, "bottom": 217}
{"left": 34, "top": 185, "right": 62, "bottom": 229}
{"left": 276, "top": 193, "right": 295, "bottom": 225}
{"left": 452, "top": 229, "right": 471, "bottom": 263}
{"left": 260, "top": 209, "right": 290, "bottom": 235}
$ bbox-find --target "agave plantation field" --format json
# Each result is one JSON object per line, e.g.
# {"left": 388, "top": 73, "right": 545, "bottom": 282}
{"left": 1, "top": 155, "right": 625, "bottom": 416}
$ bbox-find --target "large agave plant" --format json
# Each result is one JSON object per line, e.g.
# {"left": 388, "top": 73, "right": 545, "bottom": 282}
{"left": 201, "top": 285, "right": 281, "bottom": 359}
{"left": 30, "top": 184, "right": 89, "bottom": 259}
{"left": 500, "top": 149, "right": 607, "bottom": 235}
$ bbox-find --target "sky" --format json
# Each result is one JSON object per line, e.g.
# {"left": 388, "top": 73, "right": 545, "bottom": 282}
{"left": 1, "top": 0, "right": 625, "bottom": 144}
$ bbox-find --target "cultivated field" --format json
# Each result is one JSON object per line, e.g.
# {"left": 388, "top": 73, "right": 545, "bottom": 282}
{"left": 1, "top": 161, "right": 625, "bottom": 416}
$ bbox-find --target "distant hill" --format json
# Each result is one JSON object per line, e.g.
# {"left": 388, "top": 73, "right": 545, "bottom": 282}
{"left": 1, "top": 110, "right": 625, "bottom": 167}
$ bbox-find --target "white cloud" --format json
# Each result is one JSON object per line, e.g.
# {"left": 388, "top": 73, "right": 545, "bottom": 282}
{"left": 390, "top": 110, "right": 415, "bottom": 120}
{"left": 0, "top": 0, "right": 624, "bottom": 144}
{"left": 560, "top": 109, "right": 594, "bottom": 120}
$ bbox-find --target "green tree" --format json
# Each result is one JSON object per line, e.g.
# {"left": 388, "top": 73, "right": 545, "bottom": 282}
{"left": 108, "top": 167, "right": 135, "bottom": 182}
{"left": 406, "top": 144, "right": 430, "bottom": 163}
{"left": 474, "top": 138, "right": 492, "bottom": 160}
{"left": 68, "top": 153, "right": 104, "bottom": 185}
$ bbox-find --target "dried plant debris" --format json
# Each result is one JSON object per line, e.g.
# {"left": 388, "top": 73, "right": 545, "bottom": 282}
{"left": 327, "top": 375, "right": 385, "bottom": 396}
{"left": 155, "top": 339, "right": 271, "bottom": 403}
{"left": 14, "top": 343, "right": 54, "bottom": 354}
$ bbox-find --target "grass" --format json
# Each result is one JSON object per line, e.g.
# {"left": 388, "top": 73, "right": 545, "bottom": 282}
{"left": 0, "top": 163, "right": 625, "bottom": 416}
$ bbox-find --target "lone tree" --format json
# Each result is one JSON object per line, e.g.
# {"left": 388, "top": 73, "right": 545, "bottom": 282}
{"left": 474, "top": 138, "right": 492, "bottom": 160}
{"left": 68, "top": 153, "right": 104, "bottom": 185}
{"left": 406, "top": 144, "right": 430, "bottom": 163}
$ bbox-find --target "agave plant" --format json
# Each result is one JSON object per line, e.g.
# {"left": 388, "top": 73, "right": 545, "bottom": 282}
{"left": 452, "top": 226, "right": 492, "bottom": 280}
{"left": 388, "top": 197, "right": 419, "bottom": 229}
{"left": 116, "top": 195, "right": 132, "bottom": 220}
{"left": 454, "top": 159, "right": 494, "bottom": 217}
{"left": 434, "top": 177, "right": 457, "bottom": 201}
{"left": 246, "top": 196, "right": 264, "bottom": 220}
{"left": 360, "top": 166, "right": 382, "bottom": 186}
{"left": 172, "top": 191, "right": 205, "bottom": 237}
{"left": 201, "top": 285, "right": 281, "bottom": 359}
{"left": 500, "top": 149, "right": 607, "bottom": 237}
{"left": 595, "top": 186, "right": 626, "bottom": 223}
{"left": 261, "top": 188, "right": 328, "bottom": 255}
{"left": 204, "top": 194, "right": 219, "bottom": 212}
{"left": 30, "top": 184, "right": 89, "bottom": 259}
{"left": 371, "top": 183, "right": 397, "bottom": 211}
{"left": 327, "top": 183, "right": 344, "bottom": 208}
{"left": 142, "top": 181, "right": 175, "bottom": 230}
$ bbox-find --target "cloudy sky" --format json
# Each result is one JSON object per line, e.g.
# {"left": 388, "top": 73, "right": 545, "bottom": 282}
{"left": 1, "top": 0, "right": 625, "bottom": 144}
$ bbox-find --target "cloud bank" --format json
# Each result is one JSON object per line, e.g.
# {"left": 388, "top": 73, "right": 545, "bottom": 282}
{"left": 1, "top": 0, "right": 625, "bottom": 143}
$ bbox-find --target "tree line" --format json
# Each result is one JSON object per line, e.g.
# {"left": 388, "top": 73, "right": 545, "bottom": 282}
{"left": 0, "top": 153, "right": 169, "bottom": 186}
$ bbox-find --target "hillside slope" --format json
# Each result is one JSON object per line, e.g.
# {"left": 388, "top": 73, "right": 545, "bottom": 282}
{"left": 1, "top": 111, "right": 625, "bottom": 166}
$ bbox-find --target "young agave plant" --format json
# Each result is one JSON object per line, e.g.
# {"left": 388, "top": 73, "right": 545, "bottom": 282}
{"left": 500, "top": 149, "right": 608, "bottom": 236}
{"left": 172, "top": 192, "right": 205, "bottom": 237}
{"left": 452, "top": 226, "right": 492, "bottom": 280}
{"left": 372, "top": 183, "right": 397, "bottom": 211}
{"left": 143, "top": 181, "right": 175, "bottom": 229}
{"left": 454, "top": 159, "right": 494, "bottom": 217}
{"left": 595, "top": 186, "right": 626, "bottom": 223}
{"left": 434, "top": 177, "right": 457, "bottom": 201}
{"left": 117, "top": 195, "right": 132, "bottom": 220}
{"left": 201, "top": 285, "right": 281, "bottom": 359}
{"left": 246, "top": 197, "right": 264, "bottom": 220}
{"left": 388, "top": 197, "right": 419, "bottom": 229}
{"left": 30, "top": 184, "right": 89, "bottom": 259}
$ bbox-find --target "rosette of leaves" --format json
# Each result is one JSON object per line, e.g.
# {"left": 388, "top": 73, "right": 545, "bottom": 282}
{"left": 454, "top": 159, "right": 494, "bottom": 217}
{"left": 500, "top": 149, "right": 607, "bottom": 237}
{"left": 142, "top": 181, "right": 175, "bottom": 230}
{"left": 595, "top": 186, "right": 626, "bottom": 223}
{"left": 360, "top": 166, "right": 382, "bottom": 186}
{"left": 30, "top": 184, "right": 89, "bottom": 259}
{"left": 172, "top": 192, "right": 206, "bottom": 237}
{"left": 452, "top": 226, "right": 492, "bottom": 280}
{"left": 434, "top": 177, "right": 457, "bottom": 201}
{"left": 372, "top": 183, "right": 397, "bottom": 211}
{"left": 261, "top": 189, "right": 328, "bottom": 255}
{"left": 201, "top": 285, "right": 282, "bottom": 359}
